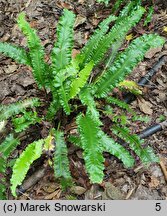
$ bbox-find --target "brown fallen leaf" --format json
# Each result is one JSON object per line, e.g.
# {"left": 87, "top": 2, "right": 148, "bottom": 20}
{"left": 74, "top": 15, "right": 86, "bottom": 28}
{"left": 159, "top": 92, "right": 166, "bottom": 102}
{"left": 148, "top": 176, "right": 160, "bottom": 188}
{"left": 44, "top": 189, "right": 61, "bottom": 200}
{"left": 3, "top": 65, "right": 18, "bottom": 74}
{"left": 56, "top": 2, "right": 72, "bottom": 10}
{"left": 85, "top": 184, "right": 102, "bottom": 199}
{"left": 70, "top": 186, "right": 86, "bottom": 195}
{"left": 137, "top": 97, "right": 153, "bottom": 115}
{"left": 159, "top": 157, "right": 167, "bottom": 183}
{"left": 78, "top": 0, "right": 85, "bottom": 4}
{"left": 145, "top": 47, "right": 162, "bottom": 59}
{"left": 43, "top": 182, "right": 60, "bottom": 193}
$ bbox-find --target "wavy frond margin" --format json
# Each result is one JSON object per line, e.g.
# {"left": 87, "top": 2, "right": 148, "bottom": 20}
{"left": 17, "top": 13, "right": 47, "bottom": 88}
{"left": 51, "top": 9, "right": 75, "bottom": 74}
{"left": 94, "top": 34, "right": 165, "bottom": 97}
{"left": 77, "top": 114, "right": 104, "bottom": 183}
{"left": 54, "top": 130, "right": 72, "bottom": 187}
{"left": 0, "top": 98, "right": 40, "bottom": 121}
{"left": 0, "top": 42, "right": 31, "bottom": 66}
{"left": 10, "top": 139, "right": 43, "bottom": 197}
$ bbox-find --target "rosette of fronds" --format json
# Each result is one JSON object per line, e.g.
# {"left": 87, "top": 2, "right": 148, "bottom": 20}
{"left": 0, "top": 3, "right": 165, "bottom": 196}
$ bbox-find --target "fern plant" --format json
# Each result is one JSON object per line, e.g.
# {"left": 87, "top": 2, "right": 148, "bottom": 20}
{"left": 0, "top": 2, "right": 165, "bottom": 199}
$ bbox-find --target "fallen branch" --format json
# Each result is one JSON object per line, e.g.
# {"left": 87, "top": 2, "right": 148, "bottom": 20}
{"left": 16, "top": 167, "right": 46, "bottom": 196}
{"left": 159, "top": 158, "right": 167, "bottom": 183}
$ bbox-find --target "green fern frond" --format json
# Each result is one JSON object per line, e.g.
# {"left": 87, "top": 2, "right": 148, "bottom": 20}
{"left": 79, "top": 87, "right": 102, "bottom": 126}
{"left": 87, "top": 6, "right": 145, "bottom": 68}
{"left": 0, "top": 134, "right": 20, "bottom": 158}
{"left": 54, "top": 130, "right": 72, "bottom": 183}
{"left": 80, "top": 14, "right": 117, "bottom": 66}
{"left": 0, "top": 98, "right": 40, "bottom": 121}
{"left": 51, "top": 9, "right": 75, "bottom": 74}
{"left": 112, "top": 125, "right": 159, "bottom": 163}
{"left": 58, "top": 84, "right": 71, "bottom": 115}
{"left": 99, "top": 131, "right": 135, "bottom": 167}
{"left": 0, "top": 157, "right": 6, "bottom": 174}
{"left": 68, "top": 135, "right": 82, "bottom": 148}
{"left": 0, "top": 134, "right": 20, "bottom": 199}
{"left": 10, "top": 139, "right": 43, "bottom": 197}
{"left": 0, "top": 180, "right": 6, "bottom": 200}
{"left": 141, "top": 146, "right": 159, "bottom": 164}
{"left": 106, "top": 97, "right": 150, "bottom": 123}
{"left": 53, "top": 61, "right": 79, "bottom": 88}
{"left": 69, "top": 61, "right": 94, "bottom": 99}
{"left": 0, "top": 42, "right": 31, "bottom": 66}
{"left": 94, "top": 34, "right": 165, "bottom": 97}
{"left": 111, "top": 0, "right": 125, "bottom": 14}
{"left": 101, "top": 1, "right": 144, "bottom": 74}
{"left": 118, "top": 0, "right": 141, "bottom": 17}
{"left": 132, "top": 115, "right": 150, "bottom": 123}
{"left": 106, "top": 96, "right": 132, "bottom": 112}
{"left": 46, "top": 96, "right": 61, "bottom": 120}
{"left": 17, "top": 13, "right": 47, "bottom": 88}
{"left": 77, "top": 114, "right": 104, "bottom": 183}
{"left": 144, "top": 6, "right": 154, "bottom": 26}
{"left": 12, "top": 111, "right": 41, "bottom": 133}
{"left": 112, "top": 114, "right": 129, "bottom": 126}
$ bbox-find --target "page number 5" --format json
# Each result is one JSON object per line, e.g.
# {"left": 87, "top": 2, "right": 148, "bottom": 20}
{"left": 155, "top": 203, "right": 161, "bottom": 211}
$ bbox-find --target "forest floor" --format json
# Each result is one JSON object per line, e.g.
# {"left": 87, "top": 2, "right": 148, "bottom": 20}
{"left": 0, "top": 0, "right": 167, "bottom": 200}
